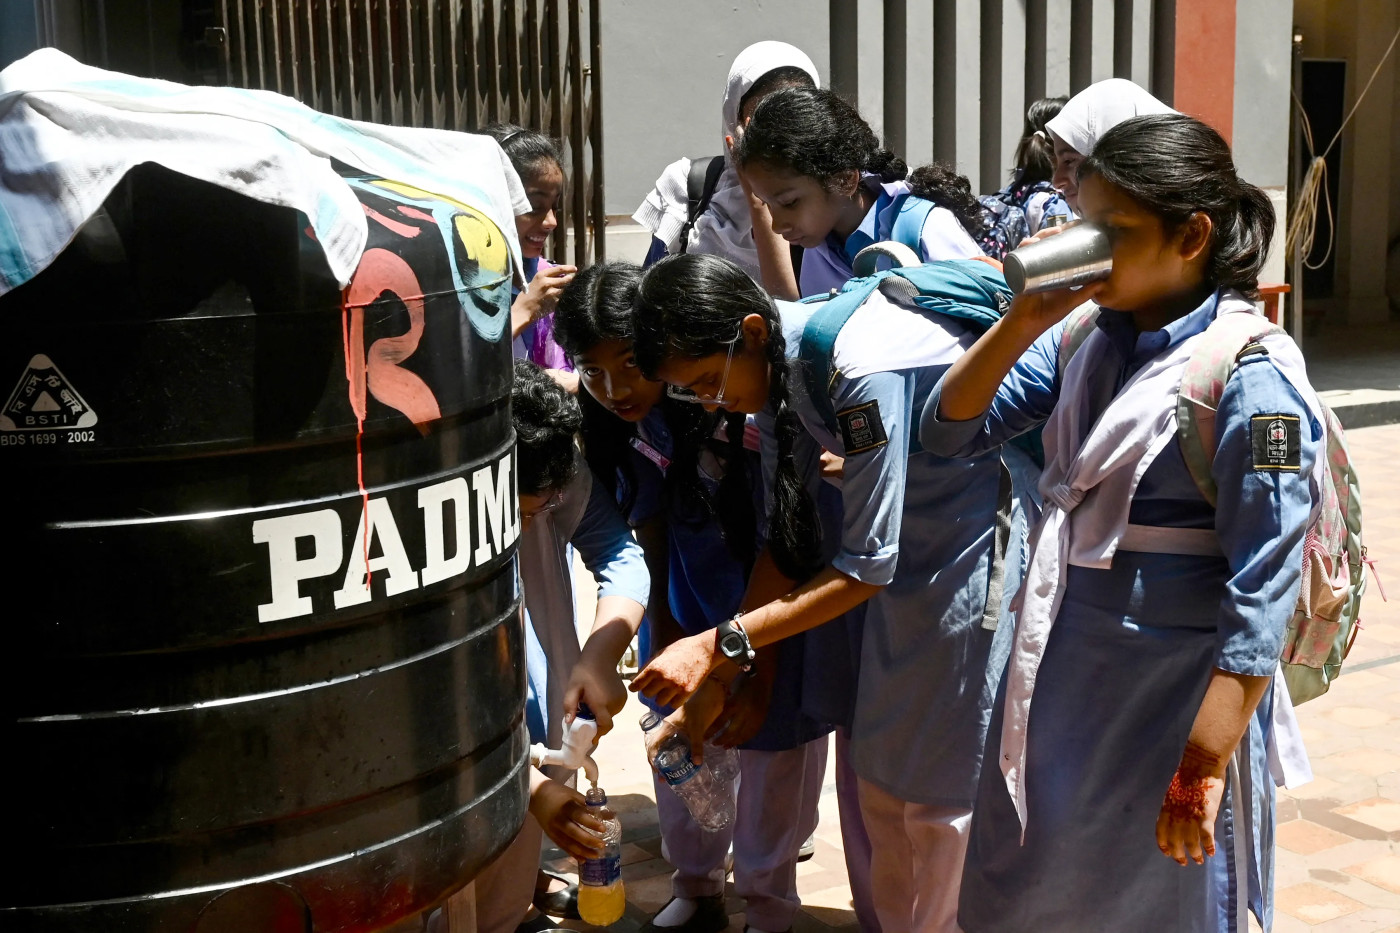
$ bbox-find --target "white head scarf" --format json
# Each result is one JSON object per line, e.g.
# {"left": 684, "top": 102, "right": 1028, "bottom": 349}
{"left": 631, "top": 41, "right": 819, "bottom": 279}
{"left": 1046, "top": 78, "right": 1175, "bottom": 156}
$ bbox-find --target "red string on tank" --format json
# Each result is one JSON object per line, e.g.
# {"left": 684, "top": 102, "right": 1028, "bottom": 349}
{"left": 341, "top": 292, "right": 372, "bottom": 587}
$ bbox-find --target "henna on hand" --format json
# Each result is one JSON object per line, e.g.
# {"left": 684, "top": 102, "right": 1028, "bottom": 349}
{"left": 1161, "top": 741, "right": 1222, "bottom": 823}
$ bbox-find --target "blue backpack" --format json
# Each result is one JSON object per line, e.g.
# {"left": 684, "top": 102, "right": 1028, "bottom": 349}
{"left": 797, "top": 258, "right": 1012, "bottom": 436}
{"left": 878, "top": 191, "right": 1021, "bottom": 264}
{"left": 796, "top": 256, "right": 1019, "bottom": 633}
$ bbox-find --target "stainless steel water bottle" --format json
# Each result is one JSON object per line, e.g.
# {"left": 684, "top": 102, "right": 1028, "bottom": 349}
{"left": 1003, "top": 223, "right": 1113, "bottom": 295}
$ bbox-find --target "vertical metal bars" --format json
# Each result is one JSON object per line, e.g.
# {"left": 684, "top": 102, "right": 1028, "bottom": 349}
{"left": 217, "top": 0, "right": 603, "bottom": 266}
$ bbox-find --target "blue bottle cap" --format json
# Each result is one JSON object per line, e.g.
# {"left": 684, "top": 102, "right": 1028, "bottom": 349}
{"left": 576, "top": 702, "right": 595, "bottom": 721}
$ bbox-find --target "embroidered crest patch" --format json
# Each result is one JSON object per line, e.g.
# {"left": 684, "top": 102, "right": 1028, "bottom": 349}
{"left": 1250, "top": 413, "right": 1300, "bottom": 471}
{"left": 837, "top": 400, "right": 888, "bottom": 454}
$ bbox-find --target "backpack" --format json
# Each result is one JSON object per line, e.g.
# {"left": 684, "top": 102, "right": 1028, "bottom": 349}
{"left": 975, "top": 195, "right": 1030, "bottom": 262}
{"left": 798, "top": 256, "right": 1017, "bottom": 632}
{"left": 878, "top": 189, "right": 1020, "bottom": 264}
{"left": 1058, "top": 305, "right": 1376, "bottom": 704}
{"left": 678, "top": 155, "right": 726, "bottom": 254}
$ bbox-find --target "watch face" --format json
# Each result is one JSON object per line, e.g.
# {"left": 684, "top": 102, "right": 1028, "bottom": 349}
{"left": 720, "top": 632, "right": 744, "bottom": 657}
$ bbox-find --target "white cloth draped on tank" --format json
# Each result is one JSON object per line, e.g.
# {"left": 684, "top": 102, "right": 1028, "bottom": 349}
{"left": 1000, "top": 292, "right": 1319, "bottom": 838}
{"left": 0, "top": 47, "right": 528, "bottom": 298}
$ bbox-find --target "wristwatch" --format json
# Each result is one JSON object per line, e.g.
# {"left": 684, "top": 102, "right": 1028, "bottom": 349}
{"left": 715, "top": 614, "right": 755, "bottom": 672}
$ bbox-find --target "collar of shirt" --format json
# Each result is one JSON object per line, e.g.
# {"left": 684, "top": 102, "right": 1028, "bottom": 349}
{"left": 1093, "top": 289, "right": 1220, "bottom": 377}
{"left": 825, "top": 176, "right": 908, "bottom": 265}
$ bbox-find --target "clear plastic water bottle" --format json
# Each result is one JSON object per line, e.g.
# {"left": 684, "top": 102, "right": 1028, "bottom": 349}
{"left": 640, "top": 706, "right": 741, "bottom": 784}
{"left": 705, "top": 742, "right": 740, "bottom": 783}
{"left": 577, "top": 786, "right": 625, "bottom": 926}
{"left": 642, "top": 712, "right": 735, "bottom": 832}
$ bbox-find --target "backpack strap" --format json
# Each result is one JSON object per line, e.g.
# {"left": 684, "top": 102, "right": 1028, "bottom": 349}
{"left": 1056, "top": 305, "right": 1102, "bottom": 373}
{"left": 1175, "top": 311, "right": 1286, "bottom": 507}
{"left": 888, "top": 192, "right": 937, "bottom": 257}
{"left": 798, "top": 276, "right": 888, "bottom": 435}
{"left": 678, "top": 155, "right": 726, "bottom": 253}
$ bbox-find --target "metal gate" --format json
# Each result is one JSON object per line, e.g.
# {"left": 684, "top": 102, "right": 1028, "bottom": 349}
{"left": 213, "top": 0, "right": 605, "bottom": 265}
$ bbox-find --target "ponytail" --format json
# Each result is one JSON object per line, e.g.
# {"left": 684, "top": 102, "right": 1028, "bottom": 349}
{"left": 1212, "top": 183, "right": 1275, "bottom": 299}
{"left": 737, "top": 86, "right": 906, "bottom": 195}
{"left": 907, "top": 162, "right": 986, "bottom": 239}
{"left": 1082, "top": 113, "right": 1274, "bottom": 299}
{"left": 1013, "top": 96, "right": 1067, "bottom": 184}
{"left": 633, "top": 253, "right": 823, "bottom": 581}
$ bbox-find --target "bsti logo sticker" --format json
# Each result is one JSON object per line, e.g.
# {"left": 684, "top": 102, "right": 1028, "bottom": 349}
{"left": 0, "top": 355, "right": 98, "bottom": 431}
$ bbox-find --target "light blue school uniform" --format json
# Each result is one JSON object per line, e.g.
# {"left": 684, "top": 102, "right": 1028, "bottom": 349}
{"left": 757, "top": 295, "right": 1026, "bottom": 807}
{"left": 922, "top": 291, "right": 1319, "bottom": 932}
{"left": 521, "top": 452, "right": 649, "bottom": 747}
{"left": 625, "top": 408, "right": 833, "bottom": 750}
{"left": 799, "top": 178, "right": 984, "bottom": 298}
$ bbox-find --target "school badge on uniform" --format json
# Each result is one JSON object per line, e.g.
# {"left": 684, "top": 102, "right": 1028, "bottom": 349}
{"left": 837, "top": 400, "right": 888, "bottom": 454}
{"left": 1251, "top": 413, "right": 1300, "bottom": 471}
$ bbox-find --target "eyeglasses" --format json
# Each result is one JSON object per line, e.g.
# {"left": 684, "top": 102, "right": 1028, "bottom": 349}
{"left": 666, "top": 328, "right": 743, "bottom": 406}
{"left": 520, "top": 489, "right": 563, "bottom": 522}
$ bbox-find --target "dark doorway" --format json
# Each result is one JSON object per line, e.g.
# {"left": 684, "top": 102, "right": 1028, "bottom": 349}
{"left": 1297, "top": 58, "right": 1346, "bottom": 301}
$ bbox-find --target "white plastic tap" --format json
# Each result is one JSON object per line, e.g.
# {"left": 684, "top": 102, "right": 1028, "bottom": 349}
{"left": 529, "top": 705, "right": 600, "bottom": 786}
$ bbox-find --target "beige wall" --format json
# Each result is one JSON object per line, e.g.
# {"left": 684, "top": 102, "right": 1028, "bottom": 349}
{"left": 1293, "top": 0, "right": 1399, "bottom": 324}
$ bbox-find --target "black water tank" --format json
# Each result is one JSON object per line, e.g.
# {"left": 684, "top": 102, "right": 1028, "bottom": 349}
{"left": 1, "top": 164, "right": 526, "bottom": 931}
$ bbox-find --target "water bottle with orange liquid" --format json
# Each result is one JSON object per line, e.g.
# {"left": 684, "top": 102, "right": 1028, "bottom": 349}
{"left": 577, "top": 785, "right": 625, "bottom": 926}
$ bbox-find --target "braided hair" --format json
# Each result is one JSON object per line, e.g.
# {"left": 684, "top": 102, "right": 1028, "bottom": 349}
{"left": 632, "top": 253, "right": 823, "bottom": 582}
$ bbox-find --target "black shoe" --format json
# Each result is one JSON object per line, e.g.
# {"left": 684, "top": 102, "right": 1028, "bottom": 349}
{"left": 640, "top": 895, "right": 729, "bottom": 933}
{"left": 532, "top": 868, "right": 579, "bottom": 920}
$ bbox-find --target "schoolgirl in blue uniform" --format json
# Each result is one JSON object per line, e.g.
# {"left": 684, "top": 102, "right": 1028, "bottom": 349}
{"left": 922, "top": 114, "right": 1321, "bottom": 932}
{"left": 627, "top": 252, "right": 1036, "bottom": 933}
{"left": 468, "top": 359, "right": 650, "bottom": 933}
{"left": 553, "top": 262, "right": 831, "bottom": 933}
{"left": 734, "top": 86, "right": 984, "bottom": 297}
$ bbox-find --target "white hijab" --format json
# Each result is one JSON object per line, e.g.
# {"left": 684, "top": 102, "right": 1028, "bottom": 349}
{"left": 1045, "top": 78, "right": 1175, "bottom": 156}
{"left": 631, "top": 41, "right": 819, "bottom": 279}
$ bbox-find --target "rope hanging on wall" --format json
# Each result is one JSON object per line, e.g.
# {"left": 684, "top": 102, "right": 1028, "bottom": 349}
{"left": 1286, "top": 25, "right": 1400, "bottom": 271}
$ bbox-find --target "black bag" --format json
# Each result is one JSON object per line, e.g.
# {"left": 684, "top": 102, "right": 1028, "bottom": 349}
{"left": 678, "top": 155, "right": 725, "bottom": 254}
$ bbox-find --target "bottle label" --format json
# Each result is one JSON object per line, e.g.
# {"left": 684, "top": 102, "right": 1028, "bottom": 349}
{"left": 581, "top": 853, "right": 621, "bottom": 886}
{"left": 657, "top": 755, "right": 698, "bottom": 787}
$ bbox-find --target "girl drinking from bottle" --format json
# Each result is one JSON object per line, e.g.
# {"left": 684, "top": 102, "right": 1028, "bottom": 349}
{"left": 921, "top": 113, "right": 1320, "bottom": 932}
{"left": 628, "top": 251, "right": 1037, "bottom": 933}
{"left": 553, "top": 262, "right": 832, "bottom": 933}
